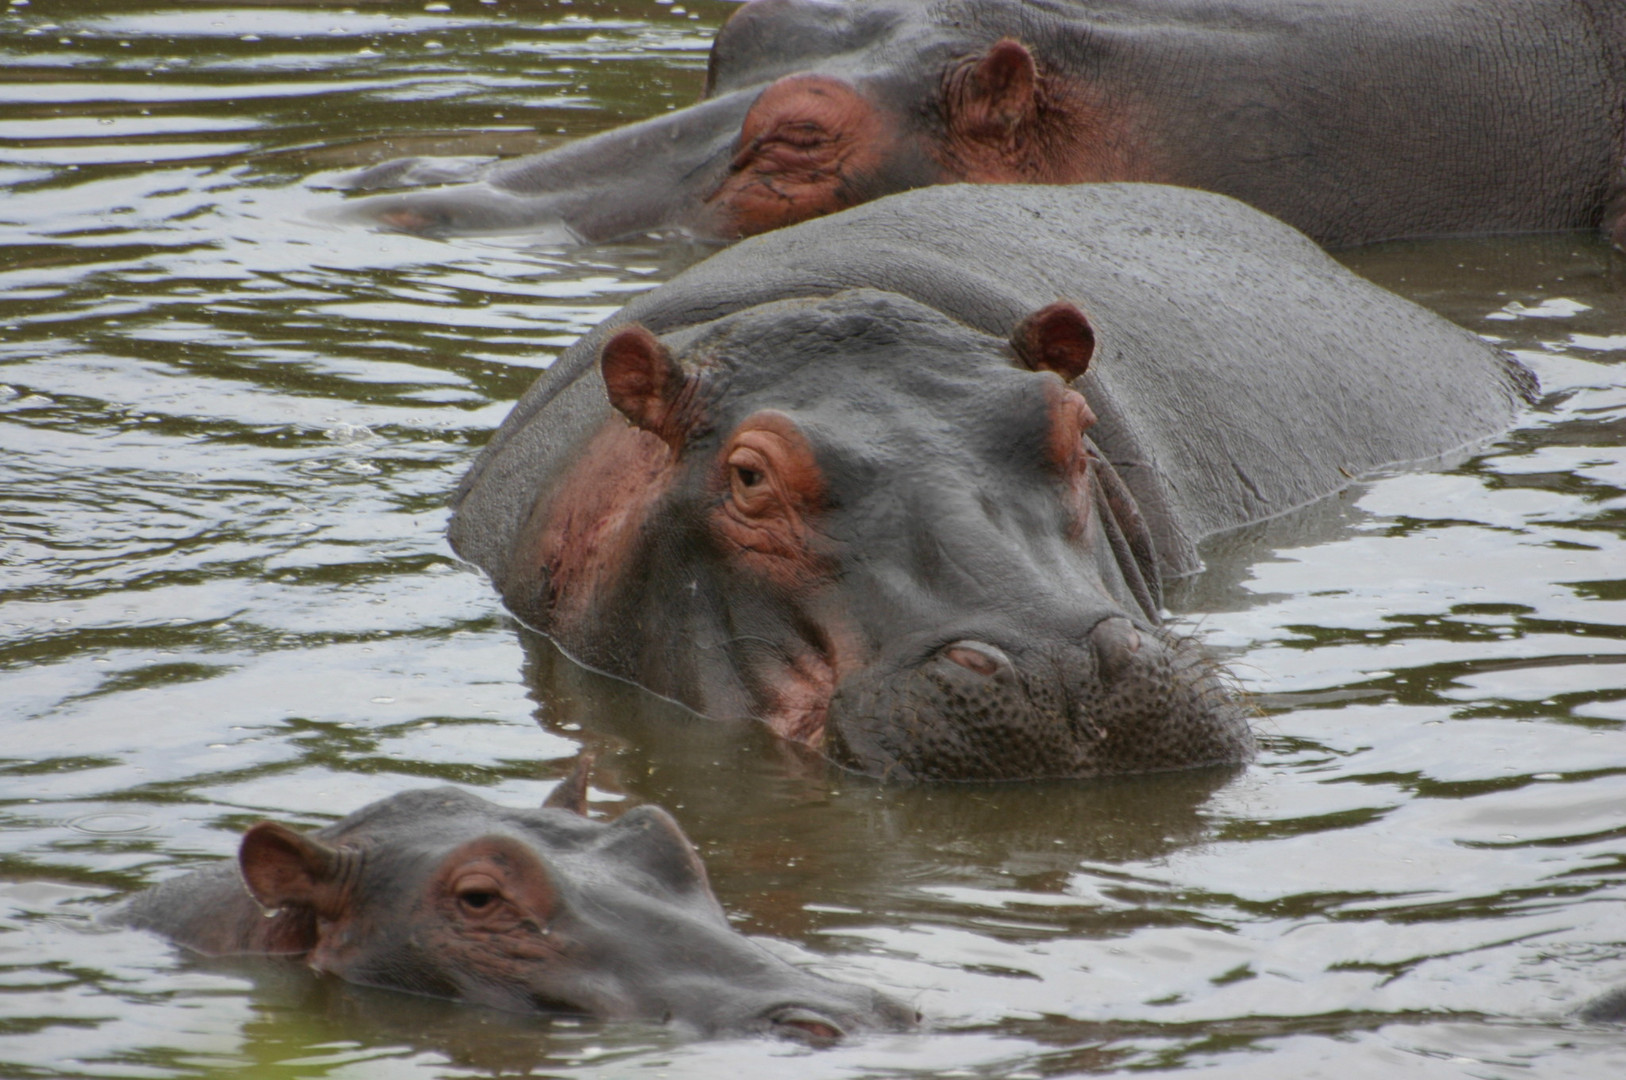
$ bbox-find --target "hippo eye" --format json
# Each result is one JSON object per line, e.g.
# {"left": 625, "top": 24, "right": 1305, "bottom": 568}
{"left": 726, "top": 445, "right": 775, "bottom": 513}
{"left": 452, "top": 872, "right": 504, "bottom": 915}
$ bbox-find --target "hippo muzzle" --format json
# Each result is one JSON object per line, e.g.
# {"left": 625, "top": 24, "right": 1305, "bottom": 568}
{"left": 824, "top": 616, "right": 1250, "bottom": 782}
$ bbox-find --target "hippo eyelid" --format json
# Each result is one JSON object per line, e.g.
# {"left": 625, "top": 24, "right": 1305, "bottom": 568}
{"left": 451, "top": 871, "right": 506, "bottom": 912}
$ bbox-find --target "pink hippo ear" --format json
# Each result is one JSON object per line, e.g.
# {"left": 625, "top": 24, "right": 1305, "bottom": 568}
{"left": 239, "top": 821, "right": 346, "bottom": 917}
{"left": 601, "top": 325, "right": 692, "bottom": 446}
{"left": 956, "top": 38, "right": 1038, "bottom": 139}
{"left": 1012, "top": 301, "right": 1096, "bottom": 382}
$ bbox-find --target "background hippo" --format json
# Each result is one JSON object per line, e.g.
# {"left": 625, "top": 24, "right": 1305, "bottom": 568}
{"left": 108, "top": 767, "right": 915, "bottom": 1042}
{"left": 342, "top": 0, "right": 1626, "bottom": 247}
{"left": 448, "top": 183, "right": 1536, "bottom": 781}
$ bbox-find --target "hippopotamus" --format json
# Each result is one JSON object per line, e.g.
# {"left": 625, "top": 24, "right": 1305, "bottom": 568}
{"left": 108, "top": 764, "right": 916, "bottom": 1041}
{"left": 447, "top": 183, "right": 1536, "bottom": 781}
{"left": 342, "top": 0, "right": 1626, "bottom": 248}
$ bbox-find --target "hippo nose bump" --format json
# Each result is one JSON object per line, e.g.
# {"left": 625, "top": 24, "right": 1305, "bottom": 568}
{"left": 942, "top": 640, "right": 1010, "bottom": 678}
{"left": 1090, "top": 616, "right": 1143, "bottom": 681}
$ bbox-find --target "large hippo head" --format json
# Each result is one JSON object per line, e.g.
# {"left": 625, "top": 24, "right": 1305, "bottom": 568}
{"left": 497, "top": 290, "right": 1252, "bottom": 780}
{"left": 343, "top": 0, "right": 1143, "bottom": 242}
{"left": 113, "top": 776, "right": 916, "bottom": 1041}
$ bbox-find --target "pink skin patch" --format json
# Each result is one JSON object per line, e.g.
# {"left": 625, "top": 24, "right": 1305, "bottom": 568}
{"left": 754, "top": 612, "right": 867, "bottom": 746}
{"left": 533, "top": 419, "right": 675, "bottom": 633}
{"left": 1044, "top": 380, "right": 1099, "bottom": 540}
{"left": 705, "top": 74, "right": 899, "bottom": 238}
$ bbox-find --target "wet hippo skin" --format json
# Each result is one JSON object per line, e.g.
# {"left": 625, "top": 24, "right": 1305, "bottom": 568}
{"left": 448, "top": 183, "right": 1537, "bottom": 781}
{"left": 108, "top": 766, "right": 916, "bottom": 1042}
{"left": 341, "top": 0, "right": 1626, "bottom": 248}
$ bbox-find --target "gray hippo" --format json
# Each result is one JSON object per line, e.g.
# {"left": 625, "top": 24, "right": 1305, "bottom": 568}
{"left": 448, "top": 183, "right": 1536, "bottom": 781}
{"left": 109, "top": 764, "right": 916, "bottom": 1042}
{"left": 344, "top": 0, "right": 1626, "bottom": 247}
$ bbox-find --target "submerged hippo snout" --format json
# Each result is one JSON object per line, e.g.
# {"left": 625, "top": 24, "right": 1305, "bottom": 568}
{"left": 825, "top": 619, "right": 1252, "bottom": 782}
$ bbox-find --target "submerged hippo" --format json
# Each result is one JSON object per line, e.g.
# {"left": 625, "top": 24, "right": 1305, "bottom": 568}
{"left": 343, "top": 0, "right": 1626, "bottom": 247}
{"left": 109, "top": 765, "right": 915, "bottom": 1041}
{"left": 448, "top": 183, "right": 1536, "bottom": 781}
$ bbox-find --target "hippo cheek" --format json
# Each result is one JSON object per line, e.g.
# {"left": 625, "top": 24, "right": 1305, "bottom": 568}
{"left": 704, "top": 74, "right": 920, "bottom": 237}
{"left": 822, "top": 620, "right": 1253, "bottom": 781}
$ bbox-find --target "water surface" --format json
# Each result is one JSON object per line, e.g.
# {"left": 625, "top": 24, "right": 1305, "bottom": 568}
{"left": 2, "top": 2, "right": 1624, "bottom": 1077}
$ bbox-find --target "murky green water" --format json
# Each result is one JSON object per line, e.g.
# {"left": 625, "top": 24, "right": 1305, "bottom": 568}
{"left": 2, "top": 2, "right": 1624, "bottom": 1077}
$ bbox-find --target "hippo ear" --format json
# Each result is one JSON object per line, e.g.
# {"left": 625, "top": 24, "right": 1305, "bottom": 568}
{"left": 1012, "top": 301, "right": 1095, "bottom": 382}
{"left": 957, "top": 38, "right": 1038, "bottom": 137}
{"left": 240, "top": 822, "right": 344, "bottom": 916}
{"left": 602, "top": 805, "right": 715, "bottom": 902}
{"left": 601, "top": 325, "right": 692, "bottom": 445}
{"left": 542, "top": 752, "right": 594, "bottom": 816}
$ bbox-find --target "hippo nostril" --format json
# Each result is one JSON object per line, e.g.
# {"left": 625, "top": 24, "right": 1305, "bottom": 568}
{"left": 1090, "top": 616, "right": 1143, "bottom": 681}
{"left": 768, "top": 1006, "right": 846, "bottom": 1045}
{"left": 942, "top": 641, "right": 1008, "bottom": 677}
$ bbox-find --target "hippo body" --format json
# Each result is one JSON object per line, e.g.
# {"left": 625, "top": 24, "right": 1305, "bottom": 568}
{"left": 109, "top": 781, "right": 913, "bottom": 1041}
{"left": 449, "top": 183, "right": 1535, "bottom": 781}
{"left": 346, "top": 0, "right": 1626, "bottom": 247}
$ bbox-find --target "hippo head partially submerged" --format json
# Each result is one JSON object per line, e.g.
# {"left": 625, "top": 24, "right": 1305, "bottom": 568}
{"left": 111, "top": 773, "right": 916, "bottom": 1041}
{"left": 340, "top": 0, "right": 1139, "bottom": 243}
{"left": 497, "top": 290, "right": 1252, "bottom": 780}
{"left": 338, "top": 0, "right": 1626, "bottom": 248}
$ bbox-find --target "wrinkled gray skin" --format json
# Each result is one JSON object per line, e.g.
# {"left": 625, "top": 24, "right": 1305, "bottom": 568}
{"left": 109, "top": 784, "right": 915, "bottom": 1041}
{"left": 339, "top": 0, "right": 1626, "bottom": 248}
{"left": 448, "top": 184, "right": 1536, "bottom": 781}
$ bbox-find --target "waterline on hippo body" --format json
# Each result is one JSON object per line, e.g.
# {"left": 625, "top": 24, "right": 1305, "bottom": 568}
{"left": 448, "top": 184, "right": 1535, "bottom": 783}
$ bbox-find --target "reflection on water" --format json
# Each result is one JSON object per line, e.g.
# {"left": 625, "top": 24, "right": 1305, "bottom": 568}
{"left": 2, "top": 2, "right": 1624, "bottom": 1077}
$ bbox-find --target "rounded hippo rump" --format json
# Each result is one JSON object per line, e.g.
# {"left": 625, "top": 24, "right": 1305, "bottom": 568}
{"left": 108, "top": 773, "right": 915, "bottom": 1042}
{"left": 341, "top": 0, "right": 1626, "bottom": 247}
{"left": 450, "top": 183, "right": 1536, "bottom": 781}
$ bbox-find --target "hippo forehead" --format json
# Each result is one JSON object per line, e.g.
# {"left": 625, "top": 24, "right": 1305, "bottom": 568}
{"left": 677, "top": 290, "right": 1054, "bottom": 458}
{"left": 314, "top": 788, "right": 717, "bottom": 905}
{"left": 320, "top": 783, "right": 611, "bottom": 858}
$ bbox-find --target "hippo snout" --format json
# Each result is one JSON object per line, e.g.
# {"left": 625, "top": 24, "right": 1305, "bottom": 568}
{"left": 823, "top": 619, "right": 1253, "bottom": 781}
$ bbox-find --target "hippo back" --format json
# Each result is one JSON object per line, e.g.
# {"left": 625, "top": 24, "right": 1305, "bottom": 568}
{"left": 452, "top": 183, "right": 1531, "bottom": 581}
